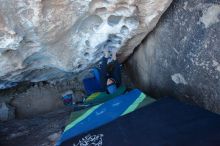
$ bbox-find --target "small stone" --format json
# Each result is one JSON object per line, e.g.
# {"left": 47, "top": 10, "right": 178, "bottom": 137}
{"left": 48, "top": 131, "right": 62, "bottom": 142}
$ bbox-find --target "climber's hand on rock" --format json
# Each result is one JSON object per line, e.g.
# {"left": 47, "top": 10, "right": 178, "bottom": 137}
{"left": 103, "top": 50, "right": 110, "bottom": 58}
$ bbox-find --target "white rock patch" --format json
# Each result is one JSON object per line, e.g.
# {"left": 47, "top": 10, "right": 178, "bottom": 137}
{"left": 217, "top": 66, "right": 220, "bottom": 72}
{"left": 200, "top": 5, "right": 220, "bottom": 28}
{"left": 213, "top": 60, "right": 220, "bottom": 72}
{"left": 171, "top": 73, "right": 188, "bottom": 85}
{"left": 183, "top": 1, "right": 188, "bottom": 10}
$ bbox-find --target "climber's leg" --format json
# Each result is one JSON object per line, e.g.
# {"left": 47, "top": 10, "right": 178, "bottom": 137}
{"left": 92, "top": 57, "right": 108, "bottom": 91}
{"left": 111, "top": 60, "right": 122, "bottom": 87}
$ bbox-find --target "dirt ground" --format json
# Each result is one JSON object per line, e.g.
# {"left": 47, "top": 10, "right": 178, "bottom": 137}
{"left": 0, "top": 108, "right": 71, "bottom": 146}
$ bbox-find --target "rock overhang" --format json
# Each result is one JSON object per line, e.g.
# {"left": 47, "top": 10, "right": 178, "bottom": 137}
{"left": 0, "top": 0, "right": 173, "bottom": 89}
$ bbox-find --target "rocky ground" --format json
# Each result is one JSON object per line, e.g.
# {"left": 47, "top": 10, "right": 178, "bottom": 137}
{"left": 0, "top": 108, "right": 71, "bottom": 146}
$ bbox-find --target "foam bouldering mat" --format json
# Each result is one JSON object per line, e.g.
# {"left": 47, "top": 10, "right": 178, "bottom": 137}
{"left": 60, "top": 97, "right": 220, "bottom": 146}
{"left": 57, "top": 89, "right": 156, "bottom": 146}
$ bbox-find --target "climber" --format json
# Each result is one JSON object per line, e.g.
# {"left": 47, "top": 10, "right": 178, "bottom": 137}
{"left": 77, "top": 50, "right": 126, "bottom": 107}
{"left": 91, "top": 50, "right": 121, "bottom": 94}
{"left": 61, "top": 50, "right": 123, "bottom": 107}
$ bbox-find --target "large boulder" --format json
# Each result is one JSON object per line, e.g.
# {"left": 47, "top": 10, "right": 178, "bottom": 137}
{"left": 9, "top": 78, "right": 85, "bottom": 118}
{"left": 0, "top": 0, "right": 172, "bottom": 88}
{"left": 126, "top": 0, "right": 220, "bottom": 113}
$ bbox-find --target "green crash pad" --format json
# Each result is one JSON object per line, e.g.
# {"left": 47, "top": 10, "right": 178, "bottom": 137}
{"left": 68, "top": 90, "right": 155, "bottom": 124}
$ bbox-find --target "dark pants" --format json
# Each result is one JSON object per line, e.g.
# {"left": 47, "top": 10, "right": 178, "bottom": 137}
{"left": 96, "top": 57, "right": 121, "bottom": 91}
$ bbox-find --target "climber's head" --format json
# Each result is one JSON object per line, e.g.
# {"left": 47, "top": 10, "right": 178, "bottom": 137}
{"left": 106, "top": 78, "right": 117, "bottom": 94}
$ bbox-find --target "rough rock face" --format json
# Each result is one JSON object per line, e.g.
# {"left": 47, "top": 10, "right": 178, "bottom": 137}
{"left": 0, "top": 0, "right": 172, "bottom": 88}
{"left": 126, "top": 0, "right": 220, "bottom": 113}
{"left": 1, "top": 77, "right": 85, "bottom": 118}
{"left": 0, "top": 102, "right": 15, "bottom": 121}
